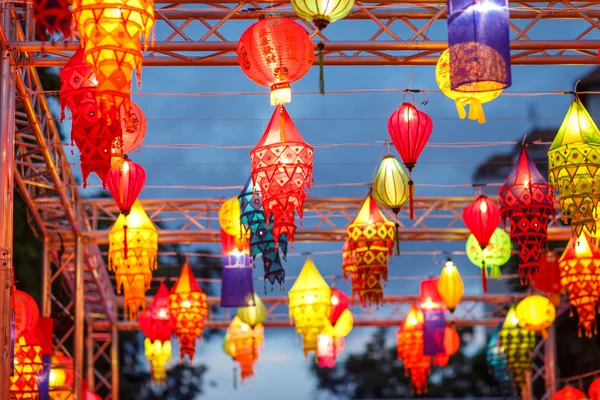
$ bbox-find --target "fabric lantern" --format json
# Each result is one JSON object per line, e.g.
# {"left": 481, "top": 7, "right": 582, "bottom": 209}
{"left": 227, "top": 317, "right": 264, "bottom": 381}
{"left": 237, "top": 16, "right": 313, "bottom": 106}
{"left": 237, "top": 293, "right": 268, "bottom": 328}
{"left": 463, "top": 195, "right": 501, "bottom": 293}
{"left": 499, "top": 305, "right": 536, "bottom": 390}
{"left": 396, "top": 305, "right": 430, "bottom": 394}
{"left": 108, "top": 200, "right": 158, "bottom": 320}
{"left": 289, "top": 258, "right": 331, "bottom": 355}
{"left": 420, "top": 279, "right": 443, "bottom": 310}
{"left": 59, "top": 46, "right": 97, "bottom": 123}
{"left": 106, "top": 156, "right": 146, "bottom": 216}
{"left": 435, "top": 49, "right": 502, "bottom": 124}
{"left": 291, "top": 0, "right": 353, "bottom": 30}
{"left": 33, "top": 0, "right": 71, "bottom": 40}
{"left": 437, "top": 259, "right": 464, "bottom": 312}
{"left": 548, "top": 97, "right": 600, "bottom": 239}
{"left": 341, "top": 240, "right": 357, "bottom": 281}
{"left": 168, "top": 261, "right": 208, "bottom": 362}
{"left": 552, "top": 387, "right": 588, "bottom": 400}
{"left": 589, "top": 377, "right": 600, "bottom": 400}
{"left": 486, "top": 327, "right": 515, "bottom": 397}
{"left": 117, "top": 102, "right": 147, "bottom": 155}
{"left": 388, "top": 103, "right": 433, "bottom": 219}
{"left": 420, "top": 279, "right": 446, "bottom": 358}
{"left": 14, "top": 290, "right": 40, "bottom": 340}
{"left": 10, "top": 329, "right": 44, "bottom": 400}
{"left": 433, "top": 324, "right": 460, "bottom": 367}
{"left": 250, "top": 106, "right": 314, "bottom": 247}
{"left": 49, "top": 352, "right": 74, "bottom": 400}
{"left": 559, "top": 232, "right": 600, "bottom": 337}
{"left": 220, "top": 230, "right": 254, "bottom": 308}
{"left": 466, "top": 228, "right": 511, "bottom": 281}
{"left": 317, "top": 335, "right": 344, "bottom": 368}
{"left": 533, "top": 252, "right": 562, "bottom": 307}
{"left": 143, "top": 339, "right": 171, "bottom": 383}
{"left": 371, "top": 154, "right": 410, "bottom": 251}
{"left": 329, "top": 288, "right": 349, "bottom": 326}
{"left": 515, "top": 294, "right": 556, "bottom": 338}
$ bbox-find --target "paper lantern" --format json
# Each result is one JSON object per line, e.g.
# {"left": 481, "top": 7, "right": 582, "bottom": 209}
{"left": 143, "top": 338, "right": 171, "bottom": 383}
{"left": 388, "top": 103, "right": 432, "bottom": 219}
{"left": 433, "top": 325, "right": 460, "bottom": 367}
{"left": 548, "top": 97, "right": 600, "bottom": 239}
{"left": 515, "top": 294, "right": 556, "bottom": 338}
{"left": 168, "top": 261, "right": 208, "bottom": 362}
{"left": 589, "top": 377, "right": 600, "bottom": 400}
{"left": 533, "top": 252, "right": 562, "bottom": 307}
{"left": 436, "top": 49, "right": 502, "bottom": 124}
{"left": 466, "top": 228, "right": 511, "bottom": 280}
{"left": 49, "top": 352, "right": 74, "bottom": 400}
{"left": 237, "top": 293, "right": 268, "bottom": 328}
{"left": 317, "top": 335, "right": 344, "bottom": 368}
{"left": 106, "top": 156, "right": 146, "bottom": 216}
{"left": 108, "top": 200, "right": 158, "bottom": 320}
{"left": 329, "top": 288, "right": 349, "bottom": 326}
{"left": 250, "top": 106, "right": 314, "bottom": 246}
{"left": 420, "top": 278, "right": 443, "bottom": 310}
{"left": 219, "top": 197, "right": 245, "bottom": 238}
{"left": 289, "top": 258, "right": 331, "bottom": 355}
{"left": 33, "top": 0, "right": 71, "bottom": 40}
{"left": 14, "top": 290, "right": 40, "bottom": 340}
{"left": 553, "top": 387, "right": 588, "bottom": 400}
{"left": 437, "top": 259, "right": 464, "bottom": 312}
{"left": 227, "top": 317, "right": 264, "bottom": 381}
{"left": 396, "top": 305, "right": 430, "bottom": 395}
{"left": 220, "top": 230, "right": 254, "bottom": 308}
{"left": 559, "top": 232, "right": 600, "bottom": 337}
{"left": 11, "top": 330, "right": 44, "bottom": 400}
{"left": 341, "top": 240, "right": 357, "bottom": 281}
{"left": 138, "top": 283, "right": 173, "bottom": 344}
{"left": 499, "top": 305, "right": 536, "bottom": 390}
{"left": 237, "top": 16, "right": 313, "bottom": 105}
{"left": 114, "top": 102, "right": 147, "bottom": 156}
{"left": 463, "top": 195, "right": 501, "bottom": 292}
{"left": 486, "top": 327, "right": 515, "bottom": 397}
{"left": 291, "top": 0, "right": 354, "bottom": 30}
{"left": 59, "top": 46, "right": 97, "bottom": 123}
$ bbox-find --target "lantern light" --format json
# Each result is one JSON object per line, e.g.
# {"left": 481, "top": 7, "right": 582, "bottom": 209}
{"left": 105, "top": 156, "right": 146, "bottom": 216}
{"left": 419, "top": 279, "right": 443, "bottom": 310}
{"left": 552, "top": 387, "right": 588, "bottom": 400}
{"left": 437, "top": 259, "right": 464, "bottom": 313}
{"left": 515, "top": 294, "right": 556, "bottom": 338}
{"left": 499, "top": 305, "right": 537, "bottom": 390}
{"left": 13, "top": 290, "right": 40, "bottom": 340}
{"left": 466, "top": 228, "right": 512, "bottom": 281}
{"left": 291, "top": 0, "right": 354, "bottom": 30}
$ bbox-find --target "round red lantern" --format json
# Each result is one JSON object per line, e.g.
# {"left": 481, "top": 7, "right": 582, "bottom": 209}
{"left": 118, "top": 102, "right": 147, "bottom": 155}
{"left": 433, "top": 324, "right": 460, "bottom": 367}
{"left": 14, "top": 290, "right": 40, "bottom": 339}
{"left": 106, "top": 156, "right": 146, "bottom": 216}
{"left": 552, "top": 386, "right": 587, "bottom": 400}
{"left": 589, "top": 376, "right": 600, "bottom": 400}
{"left": 329, "top": 288, "right": 349, "bottom": 325}
{"left": 237, "top": 16, "right": 314, "bottom": 106}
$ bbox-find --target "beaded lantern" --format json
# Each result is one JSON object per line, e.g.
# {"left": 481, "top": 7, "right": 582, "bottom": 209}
{"left": 486, "top": 327, "right": 515, "bottom": 397}
{"left": 466, "top": 228, "right": 512, "bottom": 281}
{"left": 106, "top": 156, "right": 146, "bottom": 216}
{"left": 250, "top": 106, "right": 314, "bottom": 247}
{"left": 227, "top": 317, "right": 264, "bottom": 381}
{"left": 533, "top": 252, "right": 562, "bottom": 307}
{"left": 396, "top": 305, "right": 430, "bottom": 395}
{"left": 11, "top": 329, "right": 44, "bottom": 400}
{"left": 347, "top": 194, "right": 395, "bottom": 307}
{"left": 289, "top": 258, "right": 331, "bottom": 355}
{"left": 14, "top": 290, "right": 40, "bottom": 340}
{"left": 548, "top": 97, "right": 600, "bottom": 239}
{"left": 237, "top": 293, "right": 268, "bottom": 328}
{"left": 437, "top": 259, "right": 464, "bottom": 312}
{"left": 237, "top": 17, "right": 313, "bottom": 106}
{"left": 589, "top": 377, "right": 600, "bottom": 400}
{"left": 499, "top": 305, "right": 536, "bottom": 391}
{"left": 499, "top": 147, "right": 554, "bottom": 283}
{"left": 49, "top": 352, "right": 74, "bottom": 400}
{"left": 432, "top": 325, "right": 460, "bottom": 367}
{"left": 559, "top": 232, "right": 600, "bottom": 337}
{"left": 552, "top": 387, "right": 588, "bottom": 400}
{"left": 388, "top": 103, "right": 433, "bottom": 219}
{"left": 108, "top": 200, "right": 158, "bottom": 320}
{"left": 220, "top": 230, "right": 254, "bottom": 308}
{"left": 33, "top": 0, "right": 71, "bottom": 40}
{"left": 515, "top": 294, "right": 556, "bottom": 339}
{"left": 291, "top": 0, "right": 354, "bottom": 30}
{"left": 169, "top": 261, "right": 208, "bottom": 362}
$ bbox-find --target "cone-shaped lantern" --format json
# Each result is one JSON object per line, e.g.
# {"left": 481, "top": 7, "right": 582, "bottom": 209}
{"left": 106, "top": 156, "right": 146, "bottom": 216}
{"left": 11, "top": 329, "right": 44, "bottom": 400}
{"left": 237, "top": 293, "right": 268, "bottom": 328}
{"left": 499, "top": 305, "right": 536, "bottom": 391}
{"left": 227, "top": 317, "right": 264, "bottom": 382}
{"left": 437, "top": 259, "right": 464, "bottom": 312}
{"left": 466, "top": 228, "right": 511, "bottom": 281}
{"left": 59, "top": 46, "right": 97, "bottom": 123}
{"left": 396, "top": 305, "right": 430, "bottom": 395}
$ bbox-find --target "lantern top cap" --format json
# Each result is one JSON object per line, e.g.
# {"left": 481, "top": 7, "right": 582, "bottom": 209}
{"left": 289, "top": 258, "right": 330, "bottom": 294}
{"left": 349, "top": 193, "right": 391, "bottom": 227}
{"left": 252, "top": 105, "right": 312, "bottom": 149}
{"left": 150, "top": 282, "right": 171, "bottom": 310}
{"left": 549, "top": 97, "right": 600, "bottom": 150}
{"left": 110, "top": 200, "right": 156, "bottom": 232}
{"left": 399, "top": 304, "right": 423, "bottom": 332}
{"left": 171, "top": 261, "right": 203, "bottom": 295}
{"left": 500, "top": 147, "right": 548, "bottom": 191}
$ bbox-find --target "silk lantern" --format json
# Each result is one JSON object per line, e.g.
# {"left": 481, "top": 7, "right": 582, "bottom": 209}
{"left": 11, "top": 329, "right": 44, "bottom": 400}
{"left": 143, "top": 339, "right": 171, "bottom": 383}
{"left": 499, "top": 305, "right": 536, "bottom": 390}
{"left": 515, "top": 294, "right": 556, "bottom": 338}
{"left": 463, "top": 195, "right": 501, "bottom": 293}
{"left": 291, "top": 0, "right": 354, "bottom": 30}
{"left": 220, "top": 230, "right": 254, "bottom": 308}
{"left": 219, "top": 197, "right": 245, "bottom": 239}
{"left": 33, "top": 0, "right": 71, "bottom": 40}
{"left": 437, "top": 259, "right": 464, "bottom": 312}
{"left": 289, "top": 258, "right": 331, "bottom": 355}
{"left": 59, "top": 46, "right": 96, "bottom": 123}
{"left": 432, "top": 324, "right": 460, "bottom": 367}
{"left": 117, "top": 102, "right": 147, "bottom": 155}
{"left": 487, "top": 327, "right": 515, "bottom": 397}
{"left": 533, "top": 252, "right": 562, "bottom": 307}
{"left": 466, "top": 228, "right": 511, "bottom": 280}
{"left": 237, "top": 16, "right": 313, "bottom": 106}
{"left": 106, "top": 156, "right": 146, "bottom": 216}
{"left": 49, "top": 352, "right": 74, "bottom": 400}
{"left": 250, "top": 106, "right": 314, "bottom": 247}
{"left": 237, "top": 293, "right": 268, "bottom": 328}
{"left": 388, "top": 103, "right": 433, "bottom": 219}
{"left": 329, "top": 288, "right": 349, "bottom": 326}
{"left": 589, "top": 377, "right": 600, "bottom": 400}
{"left": 559, "top": 232, "right": 600, "bottom": 337}
{"left": 548, "top": 97, "right": 600, "bottom": 239}
{"left": 396, "top": 305, "right": 430, "bottom": 395}
{"left": 14, "top": 290, "right": 40, "bottom": 339}
{"left": 553, "top": 387, "right": 588, "bottom": 400}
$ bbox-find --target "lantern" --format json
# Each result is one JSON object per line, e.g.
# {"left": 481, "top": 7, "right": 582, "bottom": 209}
{"left": 548, "top": 97, "right": 600, "bottom": 239}
{"left": 589, "top": 377, "right": 600, "bottom": 400}
{"left": 49, "top": 352, "right": 74, "bottom": 400}
{"left": 433, "top": 324, "right": 460, "bottom": 367}
{"left": 437, "top": 259, "right": 464, "bottom": 312}
{"left": 11, "top": 329, "right": 44, "bottom": 400}
{"left": 515, "top": 294, "right": 556, "bottom": 338}
{"left": 347, "top": 194, "right": 395, "bottom": 306}
{"left": 219, "top": 197, "right": 244, "bottom": 238}
{"left": 499, "top": 305, "right": 536, "bottom": 390}
{"left": 220, "top": 230, "right": 254, "bottom": 308}
{"left": 105, "top": 156, "right": 146, "bottom": 216}
{"left": 435, "top": 49, "right": 502, "bottom": 124}
{"left": 117, "top": 102, "right": 147, "bottom": 155}
{"left": 420, "top": 279, "right": 443, "bottom": 310}
{"left": 144, "top": 339, "right": 171, "bottom": 383}
{"left": 552, "top": 387, "right": 588, "bottom": 400}
{"left": 317, "top": 335, "right": 344, "bottom": 368}
{"left": 463, "top": 195, "right": 501, "bottom": 292}
{"left": 227, "top": 317, "right": 264, "bottom": 381}
{"left": 329, "top": 288, "right": 349, "bottom": 325}
{"left": 466, "top": 228, "right": 512, "bottom": 280}
{"left": 559, "top": 232, "right": 600, "bottom": 337}
{"left": 533, "top": 252, "right": 562, "bottom": 307}
{"left": 250, "top": 106, "right": 314, "bottom": 247}
{"left": 14, "top": 290, "right": 40, "bottom": 339}
{"left": 486, "top": 327, "right": 515, "bottom": 397}
{"left": 59, "top": 46, "right": 97, "bottom": 123}
{"left": 108, "top": 200, "right": 158, "bottom": 320}
{"left": 396, "top": 305, "right": 430, "bottom": 394}
{"left": 291, "top": 0, "right": 353, "bottom": 30}
{"left": 33, "top": 0, "right": 71, "bottom": 40}
{"left": 341, "top": 240, "right": 357, "bottom": 281}
{"left": 138, "top": 283, "right": 173, "bottom": 343}
{"left": 237, "top": 17, "right": 313, "bottom": 105}
{"left": 237, "top": 293, "right": 268, "bottom": 328}
{"left": 168, "top": 261, "right": 208, "bottom": 362}
{"left": 388, "top": 103, "right": 433, "bottom": 219}
{"left": 420, "top": 279, "right": 446, "bottom": 358}
{"left": 289, "top": 258, "right": 331, "bottom": 355}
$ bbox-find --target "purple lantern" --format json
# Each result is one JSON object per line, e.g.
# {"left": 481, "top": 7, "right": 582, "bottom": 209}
{"left": 220, "top": 230, "right": 255, "bottom": 308}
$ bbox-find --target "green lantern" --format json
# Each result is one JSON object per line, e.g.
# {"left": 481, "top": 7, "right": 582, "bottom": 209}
{"left": 237, "top": 293, "right": 268, "bottom": 328}
{"left": 466, "top": 228, "right": 511, "bottom": 279}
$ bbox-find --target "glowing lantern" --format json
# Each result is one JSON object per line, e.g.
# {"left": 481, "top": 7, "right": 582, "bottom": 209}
{"left": 437, "top": 259, "right": 464, "bottom": 312}
{"left": 250, "top": 106, "right": 314, "bottom": 247}
{"left": 33, "top": 0, "right": 71, "bottom": 40}
{"left": 291, "top": 0, "right": 353, "bottom": 30}
{"left": 237, "top": 17, "right": 313, "bottom": 106}
{"left": 317, "top": 335, "right": 344, "bottom": 368}
{"left": 117, "top": 102, "right": 147, "bottom": 155}
{"left": 143, "top": 339, "right": 171, "bottom": 383}
{"left": 499, "top": 305, "right": 536, "bottom": 390}
{"left": 487, "top": 327, "right": 515, "bottom": 397}
{"left": 499, "top": 147, "right": 554, "bottom": 283}
{"left": 463, "top": 195, "right": 501, "bottom": 292}
{"left": 10, "top": 329, "right": 44, "bottom": 400}
{"left": 49, "top": 352, "right": 74, "bottom": 400}
{"left": 433, "top": 324, "right": 460, "bottom": 367}
{"left": 419, "top": 279, "right": 443, "bottom": 310}
{"left": 436, "top": 49, "right": 502, "bottom": 124}
{"left": 227, "top": 317, "right": 264, "bottom": 381}
{"left": 168, "top": 261, "right": 208, "bottom": 362}
{"left": 329, "top": 288, "right": 349, "bottom": 325}
{"left": 559, "top": 232, "right": 600, "bottom": 337}
{"left": 347, "top": 194, "right": 395, "bottom": 306}
{"left": 59, "top": 46, "right": 97, "bottom": 123}
{"left": 589, "top": 377, "right": 600, "bottom": 400}
{"left": 387, "top": 103, "right": 432, "bottom": 219}
{"left": 515, "top": 294, "right": 556, "bottom": 338}
{"left": 466, "top": 228, "right": 511, "bottom": 280}
{"left": 533, "top": 252, "right": 562, "bottom": 307}
{"left": 106, "top": 156, "right": 146, "bottom": 216}
{"left": 108, "top": 200, "right": 158, "bottom": 320}
{"left": 237, "top": 293, "right": 268, "bottom": 328}
{"left": 553, "top": 387, "right": 588, "bottom": 400}
{"left": 219, "top": 197, "right": 245, "bottom": 238}
{"left": 341, "top": 240, "right": 357, "bottom": 281}
{"left": 420, "top": 279, "right": 446, "bottom": 358}
{"left": 548, "top": 97, "right": 600, "bottom": 239}
{"left": 396, "top": 305, "right": 430, "bottom": 394}
{"left": 289, "top": 258, "right": 331, "bottom": 355}
{"left": 220, "top": 230, "right": 254, "bottom": 308}
{"left": 14, "top": 290, "right": 40, "bottom": 339}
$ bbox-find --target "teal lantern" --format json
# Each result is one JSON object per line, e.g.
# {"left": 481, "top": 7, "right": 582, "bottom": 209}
{"left": 466, "top": 228, "right": 511, "bottom": 279}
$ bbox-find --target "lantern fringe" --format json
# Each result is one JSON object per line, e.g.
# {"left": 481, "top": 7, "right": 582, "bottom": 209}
{"left": 455, "top": 98, "right": 486, "bottom": 124}
{"left": 318, "top": 42, "right": 325, "bottom": 95}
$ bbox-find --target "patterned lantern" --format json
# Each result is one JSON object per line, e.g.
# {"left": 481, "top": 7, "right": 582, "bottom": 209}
{"left": 14, "top": 290, "right": 40, "bottom": 339}
{"left": 106, "top": 156, "right": 146, "bottom": 216}
{"left": 49, "top": 352, "right": 74, "bottom": 400}
{"left": 499, "top": 305, "right": 536, "bottom": 390}
{"left": 227, "top": 317, "right": 264, "bottom": 381}
{"left": 515, "top": 294, "right": 556, "bottom": 338}
{"left": 466, "top": 228, "right": 511, "bottom": 280}
{"left": 486, "top": 327, "right": 515, "bottom": 397}
{"left": 463, "top": 195, "right": 501, "bottom": 292}
{"left": 143, "top": 339, "right": 171, "bottom": 384}
{"left": 388, "top": 103, "right": 433, "bottom": 219}
{"left": 436, "top": 49, "right": 502, "bottom": 124}
{"left": 108, "top": 200, "right": 158, "bottom": 320}
{"left": 559, "top": 232, "right": 600, "bottom": 337}
{"left": 499, "top": 147, "right": 554, "bottom": 283}
{"left": 589, "top": 377, "right": 600, "bottom": 400}
{"left": 341, "top": 240, "right": 357, "bottom": 281}
{"left": 548, "top": 97, "right": 600, "bottom": 239}
{"left": 250, "top": 106, "right": 314, "bottom": 247}
{"left": 33, "top": 0, "right": 71, "bottom": 40}
{"left": 10, "top": 329, "right": 44, "bottom": 400}
{"left": 533, "top": 252, "right": 562, "bottom": 307}
{"left": 237, "top": 293, "right": 268, "bottom": 328}
{"left": 317, "top": 335, "right": 344, "bottom": 368}
{"left": 289, "top": 258, "right": 331, "bottom": 355}
{"left": 117, "top": 102, "right": 147, "bottom": 155}
{"left": 433, "top": 324, "right": 460, "bottom": 367}
{"left": 237, "top": 17, "right": 313, "bottom": 106}
{"left": 59, "top": 46, "right": 97, "bottom": 122}
{"left": 220, "top": 230, "right": 254, "bottom": 308}
{"left": 168, "top": 261, "right": 209, "bottom": 362}
{"left": 291, "top": 0, "right": 354, "bottom": 30}
{"left": 396, "top": 305, "right": 430, "bottom": 394}
{"left": 552, "top": 387, "right": 588, "bottom": 400}
{"left": 437, "top": 259, "right": 464, "bottom": 312}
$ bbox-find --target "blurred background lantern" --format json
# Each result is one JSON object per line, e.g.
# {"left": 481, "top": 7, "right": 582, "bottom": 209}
{"left": 499, "top": 305, "right": 536, "bottom": 392}
{"left": 106, "top": 156, "right": 146, "bottom": 216}
{"left": 13, "top": 290, "right": 40, "bottom": 339}
{"left": 515, "top": 294, "right": 556, "bottom": 338}
{"left": 320, "top": 290, "right": 353, "bottom": 368}
{"left": 226, "top": 317, "right": 264, "bottom": 382}
{"left": 116, "top": 102, "right": 147, "bottom": 156}
{"left": 548, "top": 97, "right": 600, "bottom": 239}
{"left": 220, "top": 230, "right": 254, "bottom": 308}
{"left": 11, "top": 328, "right": 44, "bottom": 400}
{"left": 329, "top": 288, "right": 349, "bottom": 326}
{"left": 533, "top": 252, "right": 562, "bottom": 307}
{"left": 291, "top": 0, "right": 354, "bottom": 30}
{"left": 49, "top": 352, "right": 74, "bottom": 400}
{"left": 486, "top": 326, "right": 515, "bottom": 397}
{"left": 33, "top": 0, "right": 71, "bottom": 40}
{"left": 552, "top": 386, "right": 588, "bottom": 400}
{"left": 219, "top": 196, "right": 245, "bottom": 239}
{"left": 499, "top": 147, "right": 553, "bottom": 283}
{"left": 237, "top": 17, "right": 313, "bottom": 105}
{"left": 388, "top": 103, "right": 432, "bottom": 219}
{"left": 289, "top": 258, "right": 331, "bottom": 355}
{"left": 341, "top": 240, "right": 357, "bottom": 281}
{"left": 437, "top": 259, "right": 464, "bottom": 312}
{"left": 419, "top": 279, "right": 446, "bottom": 359}
{"left": 143, "top": 339, "right": 171, "bottom": 384}
{"left": 396, "top": 305, "right": 430, "bottom": 395}
{"left": 108, "top": 200, "right": 158, "bottom": 320}
{"left": 317, "top": 335, "right": 344, "bottom": 368}
{"left": 435, "top": 49, "right": 502, "bottom": 123}
{"left": 433, "top": 324, "right": 460, "bottom": 367}
{"left": 589, "top": 377, "right": 600, "bottom": 400}
{"left": 466, "top": 228, "right": 511, "bottom": 281}
{"left": 237, "top": 293, "right": 268, "bottom": 328}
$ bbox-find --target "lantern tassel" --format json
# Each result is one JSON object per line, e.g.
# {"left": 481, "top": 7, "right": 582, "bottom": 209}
{"left": 481, "top": 258, "right": 488, "bottom": 293}
{"left": 408, "top": 179, "right": 415, "bottom": 220}
{"left": 318, "top": 42, "right": 325, "bottom": 95}
{"left": 279, "top": 105, "right": 285, "bottom": 144}
{"left": 123, "top": 223, "right": 128, "bottom": 260}
{"left": 395, "top": 222, "right": 400, "bottom": 256}
{"left": 233, "top": 365, "right": 238, "bottom": 390}
{"left": 455, "top": 99, "right": 467, "bottom": 119}
{"left": 468, "top": 98, "right": 486, "bottom": 124}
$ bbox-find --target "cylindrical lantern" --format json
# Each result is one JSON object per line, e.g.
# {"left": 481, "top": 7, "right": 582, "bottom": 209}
{"left": 419, "top": 278, "right": 443, "bottom": 310}
{"left": 466, "top": 228, "right": 511, "bottom": 280}
{"left": 499, "top": 305, "right": 536, "bottom": 390}
{"left": 14, "top": 290, "right": 40, "bottom": 339}
{"left": 437, "top": 259, "right": 464, "bottom": 312}
{"left": 220, "top": 230, "right": 254, "bottom": 308}
{"left": 105, "top": 157, "right": 146, "bottom": 216}
{"left": 515, "top": 295, "right": 556, "bottom": 338}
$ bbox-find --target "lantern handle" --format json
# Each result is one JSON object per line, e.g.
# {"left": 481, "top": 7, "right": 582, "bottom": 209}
{"left": 401, "top": 89, "right": 428, "bottom": 106}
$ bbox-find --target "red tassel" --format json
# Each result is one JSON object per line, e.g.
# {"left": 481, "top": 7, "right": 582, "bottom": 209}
{"left": 123, "top": 223, "right": 128, "bottom": 260}
{"left": 408, "top": 180, "right": 414, "bottom": 220}
{"left": 481, "top": 259, "right": 487, "bottom": 293}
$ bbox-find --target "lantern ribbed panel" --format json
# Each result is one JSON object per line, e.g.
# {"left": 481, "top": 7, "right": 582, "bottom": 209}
{"left": 463, "top": 195, "right": 501, "bottom": 248}
{"left": 486, "top": 327, "right": 515, "bottom": 397}
{"left": 372, "top": 155, "right": 410, "bottom": 213}
{"left": 291, "top": 0, "right": 353, "bottom": 29}
{"left": 33, "top": 0, "right": 72, "bottom": 40}
{"left": 11, "top": 333, "right": 44, "bottom": 400}
{"left": 106, "top": 158, "right": 146, "bottom": 215}
{"left": 466, "top": 228, "right": 511, "bottom": 279}
{"left": 14, "top": 290, "right": 40, "bottom": 340}
{"left": 396, "top": 305, "right": 431, "bottom": 395}
{"left": 387, "top": 103, "right": 433, "bottom": 171}
{"left": 499, "top": 306, "right": 536, "bottom": 389}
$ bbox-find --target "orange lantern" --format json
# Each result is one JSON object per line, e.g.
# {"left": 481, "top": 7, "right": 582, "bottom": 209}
{"left": 396, "top": 305, "right": 430, "bottom": 394}
{"left": 10, "top": 329, "right": 44, "bottom": 400}
{"left": 589, "top": 376, "right": 600, "bottom": 400}
{"left": 552, "top": 386, "right": 588, "bottom": 400}
{"left": 49, "top": 352, "right": 74, "bottom": 400}
{"left": 432, "top": 324, "right": 460, "bottom": 367}
{"left": 13, "top": 290, "right": 40, "bottom": 339}
{"left": 341, "top": 240, "right": 357, "bottom": 281}
{"left": 227, "top": 317, "right": 264, "bottom": 381}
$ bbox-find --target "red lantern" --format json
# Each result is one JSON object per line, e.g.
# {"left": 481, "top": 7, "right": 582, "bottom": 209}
{"left": 13, "top": 290, "right": 40, "bottom": 340}
{"left": 589, "top": 376, "right": 600, "bottom": 400}
{"left": 59, "top": 46, "right": 97, "bottom": 124}
{"left": 33, "top": 0, "right": 72, "bottom": 41}
{"left": 138, "top": 283, "right": 174, "bottom": 343}
{"left": 499, "top": 147, "right": 554, "bottom": 284}
{"left": 463, "top": 195, "right": 501, "bottom": 293}
{"left": 388, "top": 103, "right": 433, "bottom": 219}
{"left": 119, "top": 102, "right": 147, "bottom": 155}
{"left": 433, "top": 325, "right": 460, "bottom": 367}
{"left": 533, "top": 252, "right": 562, "bottom": 307}
{"left": 419, "top": 278, "right": 443, "bottom": 310}
{"left": 250, "top": 106, "right": 313, "bottom": 247}
{"left": 106, "top": 157, "right": 146, "bottom": 216}
{"left": 329, "top": 288, "right": 349, "bottom": 325}
{"left": 552, "top": 386, "right": 587, "bottom": 400}
{"left": 396, "top": 305, "right": 431, "bottom": 394}
{"left": 237, "top": 16, "right": 314, "bottom": 106}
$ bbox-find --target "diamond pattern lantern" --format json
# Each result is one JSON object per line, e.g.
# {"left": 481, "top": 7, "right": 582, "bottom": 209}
{"left": 499, "top": 305, "right": 536, "bottom": 391}
{"left": 10, "top": 329, "right": 44, "bottom": 400}
{"left": 548, "top": 97, "right": 600, "bottom": 239}
{"left": 341, "top": 240, "right": 357, "bottom": 281}
{"left": 500, "top": 147, "right": 554, "bottom": 284}
{"left": 397, "top": 305, "right": 430, "bottom": 395}
{"left": 250, "top": 106, "right": 314, "bottom": 248}
{"left": 59, "top": 46, "right": 96, "bottom": 123}
{"left": 33, "top": 0, "right": 71, "bottom": 41}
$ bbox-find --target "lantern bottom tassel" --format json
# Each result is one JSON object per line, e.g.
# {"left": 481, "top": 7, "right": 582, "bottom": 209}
{"left": 481, "top": 259, "right": 487, "bottom": 293}
{"left": 123, "top": 223, "right": 128, "bottom": 260}
{"left": 408, "top": 180, "right": 414, "bottom": 220}
{"left": 394, "top": 222, "right": 400, "bottom": 256}
{"left": 233, "top": 365, "right": 238, "bottom": 390}
{"left": 318, "top": 42, "right": 325, "bottom": 95}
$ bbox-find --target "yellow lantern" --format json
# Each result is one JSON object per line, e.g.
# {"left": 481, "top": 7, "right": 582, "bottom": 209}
{"left": 49, "top": 352, "right": 74, "bottom": 400}
{"left": 435, "top": 49, "right": 502, "bottom": 124}
{"left": 291, "top": 0, "right": 354, "bottom": 30}
{"left": 219, "top": 196, "right": 249, "bottom": 243}
{"left": 144, "top": 338, "right": 172, "bottom": 383}
{"left": 437, "top": 259, "right": 464, "bottom": 313}
{"left": 108, "top": 200, "right": 158, "bottom": 320}
{"left": 515, "top": 295, "right": 556, "bottom": 338}
{"left": 289, "top": 258, "right": 331, "bottom": 355}
{"left": 322, "top": 309, "right": 353, "bottom": 338}
{"left": 11, "top": 332, "right": 44, "bottom": 400}
{"left": 499, "top": 305, "right": 536, "bottom": 390}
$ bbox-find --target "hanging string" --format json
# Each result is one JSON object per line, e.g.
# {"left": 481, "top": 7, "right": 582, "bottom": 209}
{"left": 318, "top": 42, "right": 325, "bottom": 95}
{"left": 279, "top": 105, "right": 285, "bottom": 143}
